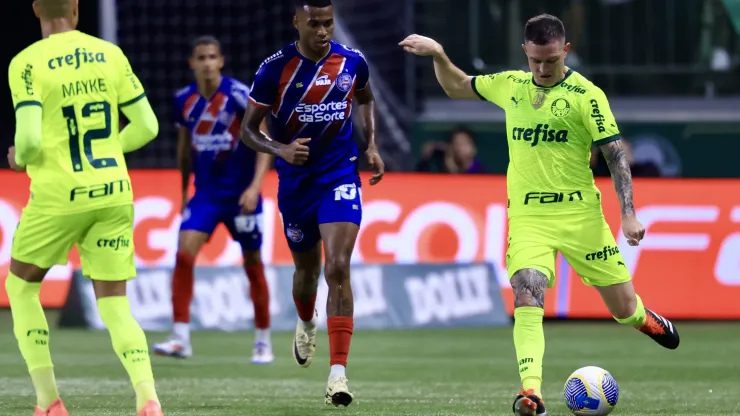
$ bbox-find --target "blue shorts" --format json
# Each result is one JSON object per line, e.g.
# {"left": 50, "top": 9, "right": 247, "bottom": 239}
{"left": 180, "top": 192, "right": 263, "bottom": 251}
{"left": 278, "top": 176, "right": 362, "bottom": 252}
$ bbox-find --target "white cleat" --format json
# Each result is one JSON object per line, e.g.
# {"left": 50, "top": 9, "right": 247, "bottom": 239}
{"left": 251, "top": 342, "right": 274, "bottom": 364}
{"left": 292, "top": 309, "right": 317, "bottom": 368}
{"left": 152, "top": 337, "right": 192, "bottom": 359}
{"left": 325, "top": 375, "right": 354, "bottom": 407}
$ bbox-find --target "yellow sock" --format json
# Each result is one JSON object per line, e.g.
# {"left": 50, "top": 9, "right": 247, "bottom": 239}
{"left": 97, "top": 296, "right": 159, "bottom": 410}
{"left": 513, "top": 307, "right": 545, "bottom": 398}
{"left": 614, "top": 294, "right": 647, "bottom": 328}
{"left": 5, "top": 273, "right": 60, "bottom": 409}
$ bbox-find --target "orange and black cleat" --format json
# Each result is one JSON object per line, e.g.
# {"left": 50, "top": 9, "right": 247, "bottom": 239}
{"left": 639, "top": 308, "right": 680, "bottom": 350}
{"left": 512, "top": 389, "right": 547, "bottom": 415}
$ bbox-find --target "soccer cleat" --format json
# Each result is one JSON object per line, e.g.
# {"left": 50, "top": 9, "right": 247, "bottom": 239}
{"left": 251, "top": 342, "right": 274, "bottom": 364}
{"left": 34, "top": 398, "right": 68, "bottom": 416}
{"left": 325, "top": 375, "right": 354, "bottom": 407}
{"left": 137, "top": 400, "right": 164, "bottom": 416}
{"left": 512, "top": 389, "right": 547, "bottom": 415}
{"left": 292, "top": 309, "right": 317, "bottom": 368}
{"left": 152, "top": 337, "right": 192, "bottom": 359}
{"left": 639, "top": 308, "right": 680, "bottom": 350}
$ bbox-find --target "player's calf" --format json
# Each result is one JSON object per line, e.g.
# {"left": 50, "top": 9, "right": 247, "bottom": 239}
{"left": 243, "top": 250, "right": 273, "bottom": 364}
{"left": 510, "top": 269, "right": 548, "bottom": 400}
{"left": 291, "top": 247, "right": 322, "bottom": 368}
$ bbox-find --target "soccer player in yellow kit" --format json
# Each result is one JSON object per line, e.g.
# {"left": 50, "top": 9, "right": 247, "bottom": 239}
{"left": 401, "top": 14, "right": 680, "bottom": 416}
{"left": 6, "top": 1, "right": 163, "bottom": 415}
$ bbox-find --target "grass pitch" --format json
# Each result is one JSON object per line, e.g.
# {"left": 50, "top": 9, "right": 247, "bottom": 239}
{"left": 1, "top": 316, "right": 738, "bottom": 415}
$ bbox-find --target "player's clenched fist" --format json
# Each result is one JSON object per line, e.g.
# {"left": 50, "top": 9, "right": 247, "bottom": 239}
{"left": 399, "top": 34, "right": 443, "bottom": 57}
{"left": 279, "top": 137, "right": 311, "bottom": 165}
{"left": 621, "top": 214, "right": 646, "bottom": 246}
{"left": 7, "top": 146, "right": 25, "bottom": 172}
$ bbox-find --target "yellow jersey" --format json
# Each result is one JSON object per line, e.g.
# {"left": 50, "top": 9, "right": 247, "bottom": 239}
{"left": 8, "top": 30, "right": 146, "bottom": 214}
{"left": 472, "top": 69, "right": 621, "bottom": 218}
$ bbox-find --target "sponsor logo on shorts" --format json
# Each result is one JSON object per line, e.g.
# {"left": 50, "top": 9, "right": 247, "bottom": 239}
{"left": 511, "top": 124, "right": 568, "bottom": 147}
{"left": 97, "top": 235, "right": 131, "bottom": 251}
{"left": 585, "top": 245, "right": 620, "bottom": 261}
{"left": 590, "top": 99, "right": 607, "bottom": 133}
{"left": 70, "top": 179, "right": 131, "bottom": 202}
{"left": 523, "top": 191, "right": 583, "bottom": 205}
{"left": 286, "top": 226, "right": 304, "bottom": 243}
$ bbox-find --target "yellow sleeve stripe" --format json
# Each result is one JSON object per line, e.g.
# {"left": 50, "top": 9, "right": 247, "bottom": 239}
{"left": 120, "top": 93, "right": 146, "bottom": 108}
{"left": 593, "top": 134, "right": 621, "bottom": 145}
{"left": 470, "top": 76, "right": 486, "bottom": 101}
{"left": 15, "top": 100, "right": 42, "bottom": 111}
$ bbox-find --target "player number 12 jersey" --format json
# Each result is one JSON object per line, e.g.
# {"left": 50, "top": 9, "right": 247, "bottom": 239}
{"left": 8, "top": 30, "right": 145, "bottom": 214}
{"left": 472, "top": 69, "right": 621, "bottom": 218}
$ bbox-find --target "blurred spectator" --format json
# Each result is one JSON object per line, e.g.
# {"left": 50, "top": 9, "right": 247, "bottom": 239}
{"left": 417, "top": 126, "right": 485, "bottom": 174}
{"left": 591, "top": 139, "right": 661, "bottom": 177}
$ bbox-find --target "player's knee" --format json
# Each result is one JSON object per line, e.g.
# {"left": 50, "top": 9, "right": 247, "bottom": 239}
{"left": 177, "top": 231, "right": 207, "bottom": 256}
{"left": 510, "top": 269, "right": 548, "bottom": 309}
{"left": 242, "top": 250, "right": 262, "bottom": 267}
{"left": 295, "top": 264, "right": 321, "bottom": 283}
{"left": 324, "top": 254, "right": 351, "bottom": 285}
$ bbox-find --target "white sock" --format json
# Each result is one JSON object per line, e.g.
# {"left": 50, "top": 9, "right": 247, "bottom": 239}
{"left": 173, "top": 322, "right": 190, "bottom": 342}
{"left": 330, "top": 364, "right": 346, "bottom": 378}
{"left": 255, "top": 329, "right": 271, "bottom": 345}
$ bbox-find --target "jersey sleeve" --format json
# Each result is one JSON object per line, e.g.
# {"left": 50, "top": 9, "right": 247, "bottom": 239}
{"left": 173, "top": 93, "right": 185, "bottom": 128}
{"left": 248, "top": 61, "right": 278, "bottom": 108}
{"left": 583, "top": 87, "right": 620, "bottom": 144}
{"left": 117, "top": 50, "right": 146, "bottom": 108}
{"left": 355, "top": 52, "right": 370, "bottom": 90}
{"left": 471, "top": 71, "right": 510, "bottom": 108}
{"left": 230, "top": 80, "right": 250, "bottom": 114}
{"left": 8, "top": 54, "right": 42, "bottom": 111}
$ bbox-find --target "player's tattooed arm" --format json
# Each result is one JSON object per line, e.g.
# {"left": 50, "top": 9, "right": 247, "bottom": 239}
{"left": 599, "top": 139, "right": 635, "bottom": 216}
{"left": 511, "top": 269, "right": 548, "bottom": 308}
{"left": 240, "top": 103, "right": 284, "bottom": 157}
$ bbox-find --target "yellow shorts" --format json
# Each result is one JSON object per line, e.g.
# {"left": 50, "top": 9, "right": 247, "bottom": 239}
{"left": 506, "top": 213, "right": 631, "bottom": 288}
{"left": 12, "top": 205, "right": 136, "bottom": 281}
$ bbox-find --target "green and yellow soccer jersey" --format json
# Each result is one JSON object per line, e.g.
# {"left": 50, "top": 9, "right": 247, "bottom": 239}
{"left": 8, "top": 30, "right": 146, "bottom": 214}
{"left": 471, "top": 69, "right": 620, "bottom": 217}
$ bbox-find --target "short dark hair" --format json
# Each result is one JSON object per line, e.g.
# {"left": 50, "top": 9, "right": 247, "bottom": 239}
{"left": 191, "top": 35, "right": 221, "bottom": 54}
{"left": 448, "top": 126, "right": 476, "bottom": 145}
{"left": 294, "top": 0, "right": 333, "bottom": 9}
{"left": 524, "top": 14, "right": 566, "bottom": 45}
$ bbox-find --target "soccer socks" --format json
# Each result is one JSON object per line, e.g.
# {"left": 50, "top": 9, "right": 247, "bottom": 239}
{"left": 97, "top": 296, "right": 159, "bottom": 411}
{"left": 293, "top": 292, "right": 317, "bottom": 323}
{"left": 5, "top": 274, "right": 60, "bottom": 409}
{"left": 328, "top": 316, "right": 354, "bottom": 373}
{"left": 244, "top": 263, "right": 270, "bottom": 330}
{"left": 171, "top": 251, "right": 196, "bottom": 328}
{"left": 513, "top": 307, "right": 545, "bottom": 398}
{"left": 613, "top": 293, "right": 647, "bottom": 327}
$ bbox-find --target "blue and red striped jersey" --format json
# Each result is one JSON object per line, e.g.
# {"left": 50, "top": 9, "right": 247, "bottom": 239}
{"left": 174, "top": 76, "right": 256, "bottom": 200}
{"left": 248, "top": 41, "right": 370, "bottom": 192}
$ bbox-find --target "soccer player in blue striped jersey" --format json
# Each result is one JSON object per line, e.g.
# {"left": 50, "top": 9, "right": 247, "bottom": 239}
{"left": 240, "top": 0, "right": 385, "bottom": 407}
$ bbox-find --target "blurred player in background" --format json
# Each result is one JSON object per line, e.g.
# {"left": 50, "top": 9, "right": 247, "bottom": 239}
{"left": 152, "top": 36, "right": 274, "bottom": 364}
{"left": 401, "top": 14, "right": 680, "bottom": 416}
{"left": 5, "top": 0, "right": 163, "bottom": 415}
{"left": 240, "top": 0, "right": 384, "bottom": 406}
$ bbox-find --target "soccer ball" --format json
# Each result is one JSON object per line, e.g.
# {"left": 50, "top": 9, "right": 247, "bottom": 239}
{"left": 563, "top": 366, "right": 619, "bottom": 416}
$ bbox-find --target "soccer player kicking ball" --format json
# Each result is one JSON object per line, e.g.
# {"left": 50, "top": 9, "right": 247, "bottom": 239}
{"left": 6, "top": 0, "right": 163, "bottom": 415}
{"left": 240, "top": 0, "right": 385, "bottom": 406}
{"left": 401, "top": 14, "right": 680, "bottom": 416}
{"left": 152, "top": 36, "right": 274, "bottom": 364}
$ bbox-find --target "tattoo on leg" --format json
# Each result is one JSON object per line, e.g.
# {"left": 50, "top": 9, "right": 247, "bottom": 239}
{"left": 511, "top": 269, "right": 548, "bottom": 308}
{"left": 327, "top": 281, "right": 354, "bottom": 317}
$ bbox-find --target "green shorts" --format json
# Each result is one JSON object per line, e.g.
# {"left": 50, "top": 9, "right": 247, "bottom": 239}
{"left": 12, "top": 205, "right": 136, "bottom": 281}
{"left": 506, "top": 213, "right": 631, "bottom": 287}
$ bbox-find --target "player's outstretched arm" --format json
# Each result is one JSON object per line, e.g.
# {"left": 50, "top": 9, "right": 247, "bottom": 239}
{"left": 399, "top": 35, "right": 478, "bottom": 100}
{"left": 600, "top": 139, "right": 645, "bottom": 245}
{"left": 119, "top": 97, "right": 159, "bottom": 153}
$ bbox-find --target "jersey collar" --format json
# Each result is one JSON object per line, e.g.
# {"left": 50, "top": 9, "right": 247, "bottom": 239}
{"left": 531, "top": 68, "right": 573, "bottom": 89}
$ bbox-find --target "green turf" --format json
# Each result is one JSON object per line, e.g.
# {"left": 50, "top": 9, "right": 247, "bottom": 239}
{"left": 1, "top": 317, "right": 738, "bottom": 415}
